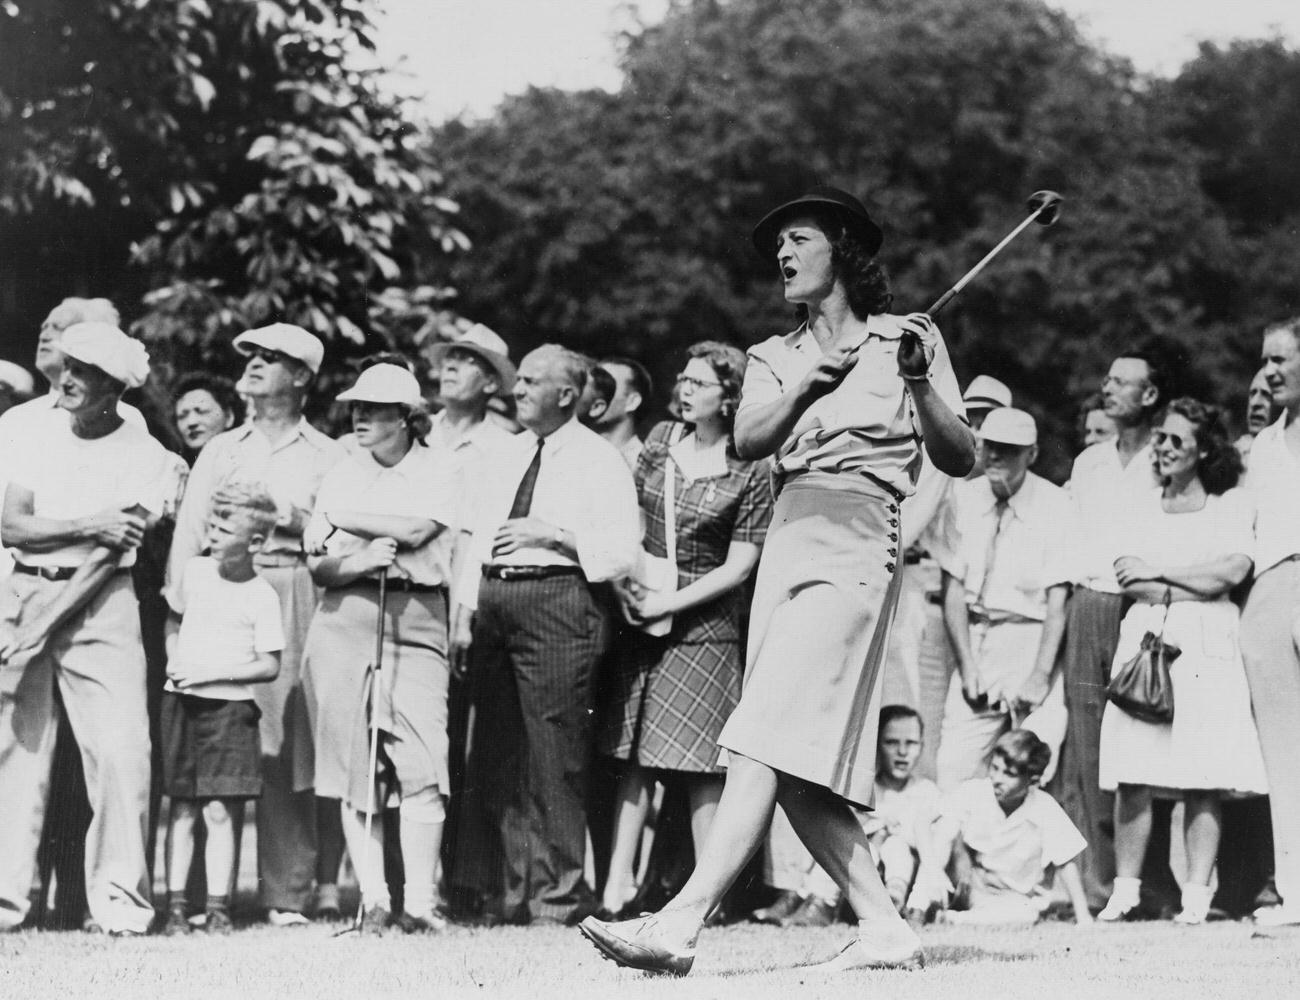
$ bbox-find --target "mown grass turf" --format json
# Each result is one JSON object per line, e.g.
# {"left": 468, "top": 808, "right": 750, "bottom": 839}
{"left": 2, "top": 917, "right": 1297, "bottom": 1000}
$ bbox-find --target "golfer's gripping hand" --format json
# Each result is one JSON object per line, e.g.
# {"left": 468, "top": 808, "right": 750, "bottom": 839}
{"left": 897, "top": 313, "right": 936, "bottom": 379}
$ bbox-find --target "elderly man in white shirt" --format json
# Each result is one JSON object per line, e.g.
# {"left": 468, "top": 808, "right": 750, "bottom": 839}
{"left": 452, "top": 344, "right": 640, "bottom": 926}
{"left": 0, "top": 323, "right": 174, "bottom": 935}
{"left": 933, "top": 408, "right": 1070, "bottom": 791}
{"left": 1240, "top": 318, "right": 1300, "bottom": 927}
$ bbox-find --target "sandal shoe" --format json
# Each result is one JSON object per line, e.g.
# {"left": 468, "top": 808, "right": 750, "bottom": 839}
{"left": 803, "top": 937, "right": 925, "bottom": 973}
{"left": 578, "top": 915, "right": 696, "bottom": 977}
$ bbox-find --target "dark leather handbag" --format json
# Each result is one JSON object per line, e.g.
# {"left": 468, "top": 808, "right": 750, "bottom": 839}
{"left": 1107, "top": 589, "right": 1179, "bottom": 723}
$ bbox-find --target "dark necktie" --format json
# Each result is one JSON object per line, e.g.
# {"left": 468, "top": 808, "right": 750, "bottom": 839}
{"left": 508, "top": 437, "right": 544, "bottom": 518}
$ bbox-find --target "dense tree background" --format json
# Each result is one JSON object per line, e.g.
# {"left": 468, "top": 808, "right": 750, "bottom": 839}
{"left": 4, "top": 0, "right": 1300, "bottom": 475}
{"left": 434, "top": 0, "right": 1300, "bottom": 478}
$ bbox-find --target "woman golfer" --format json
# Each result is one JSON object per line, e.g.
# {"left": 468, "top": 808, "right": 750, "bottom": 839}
{"left": 580, "top": 186, "right": 973, "bottom": 974}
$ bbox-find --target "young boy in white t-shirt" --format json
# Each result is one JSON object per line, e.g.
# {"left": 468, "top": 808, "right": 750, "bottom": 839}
{"left": 932, "top": 729, "right": 1093, "bottom": 925}
{"left": 161, "top": 483, "right": 284, "bottom": 934}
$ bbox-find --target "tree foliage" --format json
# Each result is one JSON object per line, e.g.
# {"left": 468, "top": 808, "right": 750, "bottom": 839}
{"left": 434, "top": 0, "right": 1300, "bottom": 478}
{"left": 0, "top": 0, "right": 464, "bottom": 389}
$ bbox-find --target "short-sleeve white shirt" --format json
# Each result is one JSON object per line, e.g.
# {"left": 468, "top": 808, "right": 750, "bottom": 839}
{"left": 4, "top": 417, "right": 175, "bottom": 569}
{"left": 167, "top": 556, "right": 285, "bottom": 701}
{"left": 865, "top": 776, "right": 942, "bottom": 851}
{"left": 308, "top": 442, "right": 459, "bottom": 586}
{"left": 1244, "top": 413, "right": 1300, "bottom": 574}
{"left": 942, "top": 779, "right": 1086, "bottom": 897}
{"left": 1063, "top": 439, "right": 1160, "bottom": 592}
{"left": 738, "top": 314, "right": 966, "bottom": 497}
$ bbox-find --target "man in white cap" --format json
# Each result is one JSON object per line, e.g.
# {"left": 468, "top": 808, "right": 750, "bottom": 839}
{"left": 167, "top": 322, "right": 345, "bottom": 926}
{"left": 0, "top": 298, "right": 146, "bottom": 447}
{"left": 0, "top": 321, "right": 174, "bottom": 935}
{"left": 931, "top": 407, "right": 1071, "bottom": 791}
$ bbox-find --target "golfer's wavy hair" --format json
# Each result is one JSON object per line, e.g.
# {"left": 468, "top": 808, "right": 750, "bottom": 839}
{"left": 792, "top": 206, "right": 893, "bottom": 322}
{"left": 1156, "top": 397, "right": 1241, "bottom": 496}
{"left": 683, "top": 340, "right": 747, "bottom": 443}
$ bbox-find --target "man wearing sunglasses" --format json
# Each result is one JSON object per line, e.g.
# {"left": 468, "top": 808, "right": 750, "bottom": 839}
{"left": 166, "top": 323, "right": 346, "bottom": 927}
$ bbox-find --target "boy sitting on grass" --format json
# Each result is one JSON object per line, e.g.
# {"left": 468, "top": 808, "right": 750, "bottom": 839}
{"left": 161, "top": 483, "right": 284, "bottom": 934}
{"left": 931, "top": 729, "right": 1093, "bottom": 925}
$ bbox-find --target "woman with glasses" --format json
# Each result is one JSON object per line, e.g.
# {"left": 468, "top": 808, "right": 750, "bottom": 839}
{"left": 594, "top": 341, "right": 773, "bottom": 920}
{"left": 580, "top": 187, "right": 973, "bottom": 975}
{"left": 1097, "top": 397, "right": 1266, "bottom": 925}
{"left": 300, "top": 363, "right": 458, "bottom": 934}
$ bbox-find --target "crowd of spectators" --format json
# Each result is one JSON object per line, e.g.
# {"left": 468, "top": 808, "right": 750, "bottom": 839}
{"left": 1, "top": 294, "right": 1298, "bottom": 939}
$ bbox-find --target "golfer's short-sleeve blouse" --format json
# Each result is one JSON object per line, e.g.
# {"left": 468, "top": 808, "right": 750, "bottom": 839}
{"left": 309, "top": 442, "right": 459, "bottom": 587}
{"left": 739, "top": 313, "right": 965, "bottom": 497}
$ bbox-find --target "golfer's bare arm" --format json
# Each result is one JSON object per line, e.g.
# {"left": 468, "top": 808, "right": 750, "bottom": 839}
{"left": 2, "top": 483, "right": 146, "bottom": 553}
{"left": 323, "top": 510, "right": 445, "bottom": 549}
{"left": 908, "top": 380, "right": 975, "bottom": 477}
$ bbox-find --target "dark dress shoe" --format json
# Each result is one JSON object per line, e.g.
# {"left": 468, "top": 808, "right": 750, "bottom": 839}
{"left": 750, "top": 890, "right": 804, "bottom": 925}
{"left": 781, "top": 895, "right": 838, "bottom": 928}
{"left": 578, "top": 915, "right": 696, "bottom": 977}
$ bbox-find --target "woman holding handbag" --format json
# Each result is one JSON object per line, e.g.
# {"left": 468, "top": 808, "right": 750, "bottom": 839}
{"left": 596, "top": 341, "right": 774, "bottom": 919}
{"left": 1098, "top": 397, "right": 1267, "bottom": 924}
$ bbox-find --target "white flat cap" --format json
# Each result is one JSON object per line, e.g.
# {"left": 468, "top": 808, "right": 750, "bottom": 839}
{"left": 59, "top": 322, "right": 151, "bottom": 389}
{"left": 336, "top": 363, "right": 424, "bottom": 408}
{"left": 0, "top": 360, "right": 35, "bottom": 397}
{"left": 979, "top": 407, "right": 1037, "bottom": 447}
{"left": 233, "top": 323, "right": 325, "bottom": 374}
{"left": 963, "top": 374, "right": 1012, "bottom": 410}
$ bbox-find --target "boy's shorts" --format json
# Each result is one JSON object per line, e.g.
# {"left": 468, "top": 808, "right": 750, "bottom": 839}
{"left": 162, "top": 691, "right": 262, "bottom": 799}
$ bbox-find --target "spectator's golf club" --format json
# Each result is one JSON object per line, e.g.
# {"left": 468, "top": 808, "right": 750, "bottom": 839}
{"left": 925, "top": 190, "right": 1063, "bottom": 317}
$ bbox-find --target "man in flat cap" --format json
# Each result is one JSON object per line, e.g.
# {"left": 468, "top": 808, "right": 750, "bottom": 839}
{"left": 167, "top": 323, "right": 345, "bottom": 926}
{"left": 0, "top": 322, "right": 174, "bottom": 935}
{"left": 931, "top": 408, "right": 1071, "bottom": 790}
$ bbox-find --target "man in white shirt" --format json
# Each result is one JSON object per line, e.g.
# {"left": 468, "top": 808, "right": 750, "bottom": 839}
{"left": 932, "top": 408, "right": 1070, "bottom": 790}
{"left": 1052, "top": 348, "right": 1167, "bottom": 911}
{"left": 1240, "top": 318, "right": 1300, "bottom": 927}
{"left": 0, "top": 322, "right": 171, "bottom": 935}
{"left": 167, "top": 323, "right": 346, "bottom": 926}
{"left": 452, "top": 344, "right": 640, "bottom": 925}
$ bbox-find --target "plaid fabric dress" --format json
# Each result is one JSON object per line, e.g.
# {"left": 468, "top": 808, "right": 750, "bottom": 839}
{"left": 599, "top": 421, "right": 774, "bottom": 772}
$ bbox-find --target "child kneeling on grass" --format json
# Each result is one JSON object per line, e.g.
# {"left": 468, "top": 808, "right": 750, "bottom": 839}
{"left": 161, "top": 484, "right": 284, "bottom": 934}
{"left": 929, "top": 729, "right": 1093, "bottom": 925}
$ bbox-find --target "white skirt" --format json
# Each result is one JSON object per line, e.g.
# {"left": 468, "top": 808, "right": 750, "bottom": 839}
{"left": 1098, "top": 598, "right": 1267, "bottom": 795}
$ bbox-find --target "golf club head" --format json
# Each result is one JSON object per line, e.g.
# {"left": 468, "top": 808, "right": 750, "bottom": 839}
{"left": 1027, "top": 190, "right": 1062, "bottom": 226}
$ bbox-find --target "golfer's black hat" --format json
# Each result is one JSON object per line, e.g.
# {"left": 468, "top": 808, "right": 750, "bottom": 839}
{"left": 751, "top": 186, "right": 884, "bottom": 258}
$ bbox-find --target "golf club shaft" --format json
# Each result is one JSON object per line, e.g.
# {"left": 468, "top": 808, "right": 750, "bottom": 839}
{"left": 925, "top": 207, "right": 1048, "bottom": 317}
{"left": 352, "top": 573, "right": 388, "bottom": 932}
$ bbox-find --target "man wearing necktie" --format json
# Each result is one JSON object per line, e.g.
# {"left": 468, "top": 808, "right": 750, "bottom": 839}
{"left": 451, "top": 344, "right": 640, "bottom": 925}
{"left": 931, "top": 408, "right": 1072, "bottom": 792}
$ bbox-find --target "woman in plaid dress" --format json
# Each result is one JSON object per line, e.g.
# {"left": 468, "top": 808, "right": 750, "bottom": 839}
{"left": 596, "top": 341, "right": 774, "bottom": 919}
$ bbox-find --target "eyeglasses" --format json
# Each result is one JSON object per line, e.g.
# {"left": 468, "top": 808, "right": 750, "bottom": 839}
{"left": 245, "top": 346, "right": 292, "bottom": 366}
{"left": 1152, "top": 430, "right": 1193, "bottom": 451}
{"left": 675, "top": 374, "right": 722, "bottom": 394}
{"left": 1101, "top": 374, "right": 1148, "bottom": 390}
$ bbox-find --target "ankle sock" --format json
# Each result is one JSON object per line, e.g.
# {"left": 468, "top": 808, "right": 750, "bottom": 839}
{"left": 206, "top": 894, "right": 229, "bottom": 915}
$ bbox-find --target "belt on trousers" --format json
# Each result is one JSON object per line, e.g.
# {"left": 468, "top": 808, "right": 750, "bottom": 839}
{"left": 337, "top": 577, "right": 445, "bottom": 595}
{"left": 253, "top": 551, "right": 306, "bottom": 568}
{"left": 12, "top": 563, "right": 130, "bottom": 582}
{"left": 482, "top": 564, "right": 583, "bottom": 582}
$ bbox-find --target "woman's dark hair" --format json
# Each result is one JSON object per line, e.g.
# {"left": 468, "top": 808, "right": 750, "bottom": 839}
{"left": 1157, "top": 396, "right": 1242, "bottom": 495}
{"left": 172, "top": 372, "right": 243, "bottom": 424}
{"left": 791, "top": 205, "right": 893, "bottom": 322}
{"left": 685, "top": 340, "right": 747, "bottom": 442}
{"left": 992, "top": 729, "right": 1052, "bottom": 782}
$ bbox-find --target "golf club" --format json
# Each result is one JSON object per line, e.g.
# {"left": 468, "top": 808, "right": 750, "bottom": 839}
{"left": 335, "top": 572, "right": 388, "bottom": 938}
{"left": 925, "top": 190, "right": 1063, "bottom": 317}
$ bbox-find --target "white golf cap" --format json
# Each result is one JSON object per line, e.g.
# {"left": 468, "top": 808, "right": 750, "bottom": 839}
{"left": 0, "top": 360, "right": 35, "bottom": 397}
{"left": 336, "top": 363, "right": 424, "bottom": 407}
{"left": 59, "top": 322, "right": 151, "bottom": 389}
{"left": 425, "top": 323, "right": 516, "bottom": 394}
{"left": 963, "top": 374, "right": 1012, "bottom": 410}
{"left": 979, "top": 407, "right": 1037, "bottom": 447}
{"left": 233, "top": 323, "right": 325, "bottom": 374}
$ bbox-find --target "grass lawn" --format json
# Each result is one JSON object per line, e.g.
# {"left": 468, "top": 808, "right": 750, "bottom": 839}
{"left": 2, "top": 916, "right": 1297, "bottom": 1000}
